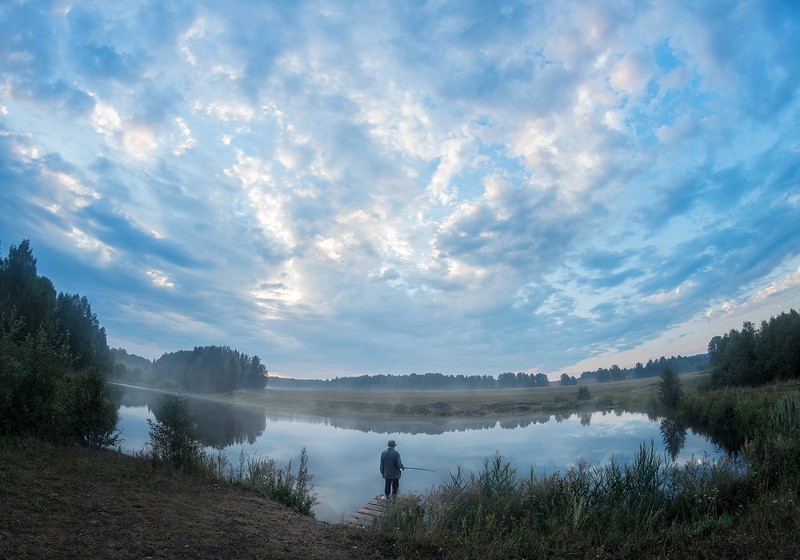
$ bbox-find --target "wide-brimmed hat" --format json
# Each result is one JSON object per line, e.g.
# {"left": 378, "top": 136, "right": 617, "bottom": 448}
{"left": 387, "top": 440, "right": 396, "bottom": 447}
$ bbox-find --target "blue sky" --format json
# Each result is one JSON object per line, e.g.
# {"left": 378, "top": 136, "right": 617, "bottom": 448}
{"left": 1, "top": 1, "right": 799, "bottom": 379}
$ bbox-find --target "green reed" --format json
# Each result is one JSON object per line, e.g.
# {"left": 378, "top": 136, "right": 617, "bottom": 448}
{"left": 370, "top": 445, "right": 755, "bottom": 560}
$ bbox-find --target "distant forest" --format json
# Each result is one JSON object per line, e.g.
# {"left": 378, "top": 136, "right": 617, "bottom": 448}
{"left": 266, "top": 353, "right": 710, "bottom": 391}
{"left": 112, "top": 346, "right": 268, "bottom": 393}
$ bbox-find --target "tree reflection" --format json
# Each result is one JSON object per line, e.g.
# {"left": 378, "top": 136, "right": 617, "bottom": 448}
{"left": 659, "top": 416, "right": 687, "bottom": 461}
{"left": 579, "top": 412, "right": 593, "bottom": 426}
{"left": 121, "top": 387, "right": 266, "bottom": 448}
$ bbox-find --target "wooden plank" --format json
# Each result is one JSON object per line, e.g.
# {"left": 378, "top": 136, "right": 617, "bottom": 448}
{"left": 341, "top": 496, "right": 391, "bottom": 527}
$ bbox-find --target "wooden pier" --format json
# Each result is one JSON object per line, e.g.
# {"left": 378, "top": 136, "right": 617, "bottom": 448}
{"left": 341, "top": 496, "right": 391, "bottom": 527}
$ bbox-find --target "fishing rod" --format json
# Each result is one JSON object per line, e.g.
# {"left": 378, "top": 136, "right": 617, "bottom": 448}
{"left": 404, "top": 466, "right": 437, "bottom": 473}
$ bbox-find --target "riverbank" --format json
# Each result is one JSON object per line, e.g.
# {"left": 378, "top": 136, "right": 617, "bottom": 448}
{"left": 117, "top": 372, "right": 712, "bottom": 419}
{"left": 0, "top": 437, "right": 371, "bottom": 560}
{"left": 5, "top": 377, "right": 800, "bottom": 559}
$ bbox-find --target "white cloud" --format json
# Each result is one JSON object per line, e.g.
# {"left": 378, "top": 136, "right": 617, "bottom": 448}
{"left": 66, "top": 228, "right": 117, "bottom": 265}
{"left": 122, "top": 125, "right": 159, "bottom": 160}
{"left": 609, "top": 51, "right": 655, "bottom": 96}
{"left": 171, "top": 117, "right": 196, "bottom": 156}
{"left": 91, "top": 101, "right": 122, "bottom": 137}
{"left": 1, "top": 0, "right": 797, "bottom": 377}
{"left": 146, "top": 269, "right": 174, "bottom": 288}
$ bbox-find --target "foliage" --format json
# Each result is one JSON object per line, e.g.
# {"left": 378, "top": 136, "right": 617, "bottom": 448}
{"left": 0, "top": 319, "right": 73, "bottom": 441}
{"left": 222, "top": 448, "right": 317, "bottom": 516}
{"left": 55, "top": 293, "right": 111, "bottom": 372}
{"left": 68, "top": 370, "right": 121, "bottom": 448}
{"left": 0, "top": 315, "right": 119, "bottom": 446}
{"left": 0, "top": 240, "right": 56, "bottom": 340}
{"left": 371, "top": 446, "right": 752, "bottom": 560}
{"left": 114, "top": 346, "right": 268, "bottom": 394}
{"left": 0, "top": 240, "right": 119, "bottom": 447}
{"left": 146, "top": 396, "right": 203, "bottom": 470}
{"left": 497, "top": 371, "right": 550, "bottom": 388}
{"left": 142, "top": 398, "right": 316, "bottom": 515}
{"left": 709, "top": 310, "right": 800, "bottom": 387}
{"left": 560, "top": 373, "right": 578, "bottom": 385}
{"left": 658, "top": 365, "right": 683, "bottom": 411}
{"left": 742, "top": 392, "right": 800, "bottom": 488}
{"left": 576, "top": 385, "right": 591, "bottom": 401}
{"left": 579, "top": 354, "right": 710, "bottom": 384}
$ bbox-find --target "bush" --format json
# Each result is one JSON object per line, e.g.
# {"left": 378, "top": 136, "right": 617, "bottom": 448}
{"left": 147, "top": 396, "right": 203, "bottom": 470}
{"left": 0, "top": 320, "right": 73, "bottom": 442}
{"left": 69, "top": 370, "right": 120, "bottom": 448}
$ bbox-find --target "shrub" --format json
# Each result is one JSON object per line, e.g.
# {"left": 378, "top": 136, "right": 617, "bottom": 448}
{"left": 147, "top": 396, "right": 202, "bottom": 470}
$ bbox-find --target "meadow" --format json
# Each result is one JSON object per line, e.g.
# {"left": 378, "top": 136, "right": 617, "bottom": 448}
{"left": 222, "top": 371, "right": 712, "bottom": 418}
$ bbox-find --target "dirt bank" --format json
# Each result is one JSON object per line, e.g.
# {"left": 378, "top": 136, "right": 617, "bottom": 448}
{"left": 0, "top": 439, "right": 376, "bottom": 560}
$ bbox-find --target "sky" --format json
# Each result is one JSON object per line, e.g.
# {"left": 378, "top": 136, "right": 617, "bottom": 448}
{"left": 1, "top": 1, "right": 799, "bottom": 380}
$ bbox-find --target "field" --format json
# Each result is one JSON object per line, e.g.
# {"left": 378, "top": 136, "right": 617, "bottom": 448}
{"left": 220, "top": 372, "right": 712, "bottom": 417}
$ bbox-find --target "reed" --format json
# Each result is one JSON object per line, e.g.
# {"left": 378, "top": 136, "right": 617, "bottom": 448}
{"left": 370, "top": 445, "right": 756, "bottom": 559}
{"left": 141, "top": 395, "right": 317, "bottom": 515}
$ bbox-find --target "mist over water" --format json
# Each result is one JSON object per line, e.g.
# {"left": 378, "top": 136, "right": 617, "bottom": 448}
{"left": 116, "top": 387, "right": 723, "bottom": 523}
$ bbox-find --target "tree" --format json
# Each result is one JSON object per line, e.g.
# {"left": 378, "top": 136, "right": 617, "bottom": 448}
{"left": 658, "top": 365, "right": 683, "bottom": 411}
{"left": 0, "top": 239, "right": 56, "bottom": 339}
{"left": 69, "top": 370, "right": 120, "bottom": 448}
{"left": 55, "top": 293, "right": 111, "bottom": 373}
{"left": 147, "top": 396, "right": 202, "bottom": 469}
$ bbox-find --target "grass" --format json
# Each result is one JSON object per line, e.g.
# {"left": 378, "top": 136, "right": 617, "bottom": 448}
{"left": 191, "top": 371, "right": 714, "bottom": 419}
{"left": 0, "top": 437, "right": 368, "bottom": 560}
{"left": 356, "top": 378, "right": 800, "bottom": 559}
{"left": 9, "top": 374, "right": 800, "bottom": 558}
{"left": 366, "top": 447, "right": 798, "bottom": 559}
{"left": 139, "top": 394, "right": 318, "bottom": 516}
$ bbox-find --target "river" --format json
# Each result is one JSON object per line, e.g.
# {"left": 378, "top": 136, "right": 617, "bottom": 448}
{"left": 115, "top": 386, "right": 724, "bottom": 523}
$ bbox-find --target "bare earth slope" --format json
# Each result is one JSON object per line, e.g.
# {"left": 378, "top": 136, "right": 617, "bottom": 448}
{"left": 0, "top": 440, "right": 373, "bottom": 560}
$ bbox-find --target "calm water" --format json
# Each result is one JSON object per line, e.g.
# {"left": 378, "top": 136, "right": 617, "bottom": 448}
{"left": 115, "top": 387, "right": 723, "bottom": 523}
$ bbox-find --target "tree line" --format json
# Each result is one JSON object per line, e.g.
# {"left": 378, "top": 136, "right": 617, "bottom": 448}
{"left": 0, "top": 239, "right": 118, "bottom": 446}
{"left": 269, "top": 356, "right": 708, "bottom": 391}
{"left": 708, "top": 310, "right": 800, "bottom": 387}
{"left": 112, "top": 345, "right": 268, "bottom": 393}
{"left": 572, "top": 353, "right": 709, "bottom": 385}
{"left": 0, "top": 239, "right": 270, "bottom": 450}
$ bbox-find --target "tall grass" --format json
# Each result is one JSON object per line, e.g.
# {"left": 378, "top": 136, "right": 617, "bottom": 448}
{"left": 139, "top": 443, "right": 318, "bottom": 516}
{"left": 367, "top": 386, "right": 800, "bottom": 559}
{"left": 370, "top": 447, "right": 753, "bottom": 559}
{"left": 141, "top": 396, "right": 317, "bottom": 516}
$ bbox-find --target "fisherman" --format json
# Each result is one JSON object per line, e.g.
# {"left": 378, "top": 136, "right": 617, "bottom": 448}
{"left": 380, "top": 439, "right": 405, "bottom": 498}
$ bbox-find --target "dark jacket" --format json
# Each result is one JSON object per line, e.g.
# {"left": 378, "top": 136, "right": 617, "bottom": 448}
{"left": 380, "top": 447, "right": 404, "bottom": 479}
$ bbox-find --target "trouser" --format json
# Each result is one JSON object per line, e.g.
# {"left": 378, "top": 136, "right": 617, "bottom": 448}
{"left": 384, "top": 478, "right": 399, "bottom": 496}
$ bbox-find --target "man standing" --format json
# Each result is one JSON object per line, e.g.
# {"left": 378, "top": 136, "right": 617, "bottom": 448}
{"left": 380, "top": 439, "right": 405, "bottom": 498}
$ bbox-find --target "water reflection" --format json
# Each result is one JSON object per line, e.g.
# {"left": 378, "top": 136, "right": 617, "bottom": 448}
{"left": 120, "top": 387, "right": 266, "bottom": 448}
{"left": 660, "top": 417, "right": 688, "bottom": 461}
{"left": 115, "top": 387, "right": 723, "bottom": 523}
